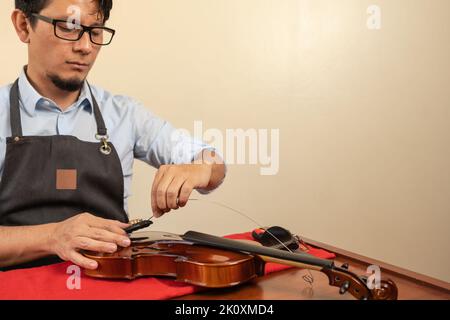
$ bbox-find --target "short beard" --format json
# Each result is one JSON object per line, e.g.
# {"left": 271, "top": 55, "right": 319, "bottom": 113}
{"left": 47, "top": 74, "right": 84, "bottom": 92}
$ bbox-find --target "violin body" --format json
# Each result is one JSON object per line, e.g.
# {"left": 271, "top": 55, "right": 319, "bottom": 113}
{"left": 83, "top": 230, "right": 398, "bottom": 300}
{"left": 83, "top": 231, "right": 266, "bottom": 288}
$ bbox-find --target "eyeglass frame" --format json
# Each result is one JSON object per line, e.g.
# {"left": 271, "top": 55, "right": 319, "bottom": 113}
{"left": 31, "top": 13, "right": 116, "bottom": 46}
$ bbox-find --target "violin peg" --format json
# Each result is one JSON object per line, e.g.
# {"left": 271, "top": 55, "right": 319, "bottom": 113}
{"left": 339, "top": 281, "right": 350, "bottom": 294}
{"left": 359, "top": 275, "right": 368, "bottom": 284}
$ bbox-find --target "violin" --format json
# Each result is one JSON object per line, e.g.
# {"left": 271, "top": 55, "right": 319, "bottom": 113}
{"left": 82, "top": 230, "right": 398, "bottom": 300}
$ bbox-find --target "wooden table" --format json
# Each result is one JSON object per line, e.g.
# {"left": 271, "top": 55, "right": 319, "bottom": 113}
{"left": 176, "top": 237, "right": 450, "bottom": 300}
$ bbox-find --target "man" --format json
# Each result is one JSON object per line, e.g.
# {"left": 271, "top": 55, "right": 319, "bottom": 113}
{"left": 0, "top": 0, "right": 226, "bottom": 271}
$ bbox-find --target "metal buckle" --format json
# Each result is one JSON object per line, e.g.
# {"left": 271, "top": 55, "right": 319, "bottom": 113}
{"left": 100, "top": 140, "right": 112, "bottom": 155}
{"left": 96, "top": 134, "right": 111, "bottom": 155}
{"left": 95, "top": 134, "right": 109, "bottom": 141}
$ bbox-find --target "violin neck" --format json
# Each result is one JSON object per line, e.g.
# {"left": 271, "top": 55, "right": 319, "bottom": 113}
{"left": 258, "top": 255, "right": 325, "bottom": 271}
{"left": 182, "top": 231, "right": 334, "bottom": 270}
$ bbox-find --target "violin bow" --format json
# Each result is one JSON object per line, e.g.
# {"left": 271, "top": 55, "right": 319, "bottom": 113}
{"left": 182, "top": 230, "right": 398, "bottom": 300}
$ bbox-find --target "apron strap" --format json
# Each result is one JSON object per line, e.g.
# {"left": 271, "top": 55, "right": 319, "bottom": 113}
{"left": 86, "top": 82, "right": 108, "bottom": 137}
{"left": 9, "top": 78, "right": 108, "bottom": 138}
{"left": 9, "top": 79, "right": 22, "bottom": 137}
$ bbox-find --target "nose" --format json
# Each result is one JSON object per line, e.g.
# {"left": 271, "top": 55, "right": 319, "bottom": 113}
{"left": 73, "top": 30, "right": 93, "bottom": 55}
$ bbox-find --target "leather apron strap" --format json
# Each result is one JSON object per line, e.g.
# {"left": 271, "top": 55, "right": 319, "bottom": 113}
{"left": 9, "top": 79, "right": 108, "bottom": 138}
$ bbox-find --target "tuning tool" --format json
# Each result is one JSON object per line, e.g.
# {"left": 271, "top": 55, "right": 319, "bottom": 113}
{"left": 125, "top": 219, "right": 153, "bottom": 234}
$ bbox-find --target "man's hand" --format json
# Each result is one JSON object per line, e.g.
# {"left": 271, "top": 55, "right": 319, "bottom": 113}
{"left": 48, "top": 213, "right": 131, "bottom": 270}
{"left": 151, "top": 164, "right": 213, "bottom": 217}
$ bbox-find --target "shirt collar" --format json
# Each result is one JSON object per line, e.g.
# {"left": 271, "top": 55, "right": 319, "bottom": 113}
{"left": 17, "top": 68, "right": 94, "bottom": 116}
{"left": 77, "top": 81, "right": 94, "bottom": 114}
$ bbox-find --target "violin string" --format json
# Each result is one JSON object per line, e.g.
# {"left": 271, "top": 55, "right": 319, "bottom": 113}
{"left": 188, "top": 198, "right": 292, "bottom": 251}
{"left": 187, "top": 197, "right": 315, "bottom": 287}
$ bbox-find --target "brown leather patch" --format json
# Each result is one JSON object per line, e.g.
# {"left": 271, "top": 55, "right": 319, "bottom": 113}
{"left": 56, "top": 169, "right": 77, "bottom": 190}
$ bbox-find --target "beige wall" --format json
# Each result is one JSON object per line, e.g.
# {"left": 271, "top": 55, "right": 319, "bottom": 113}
{"left": 1, "top": 0, "right": 449, "bottom": 283}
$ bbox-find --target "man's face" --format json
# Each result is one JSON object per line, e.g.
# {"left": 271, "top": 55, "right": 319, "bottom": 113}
{"left": 28, "top": 0, "right": 106, "bottom": 91}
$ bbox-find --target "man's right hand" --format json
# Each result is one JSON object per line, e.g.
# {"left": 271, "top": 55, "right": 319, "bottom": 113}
{"left": 48, "top": 213, "right": 131, "bottom": 270}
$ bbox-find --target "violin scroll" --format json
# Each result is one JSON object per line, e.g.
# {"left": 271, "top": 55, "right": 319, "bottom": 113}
{"left": 369, "top": 279, "right": 398, "bottom": 300}
{"left": 321, "top": 264, "right": 398, "bottom": 300}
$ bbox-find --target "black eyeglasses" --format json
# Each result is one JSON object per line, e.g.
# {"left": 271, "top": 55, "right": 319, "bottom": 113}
{"left": 31, "top": 13, "right": 115, "bottom": 46}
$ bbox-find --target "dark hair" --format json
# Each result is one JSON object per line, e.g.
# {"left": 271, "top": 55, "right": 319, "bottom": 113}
{"left": 15, "top": 0, "right": 113, "bottom": 25}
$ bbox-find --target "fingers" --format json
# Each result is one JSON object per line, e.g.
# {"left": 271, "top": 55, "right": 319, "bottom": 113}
{"left": 150, "top": 164, "right": 207, "bottom": 217}
{"left": 155, "top": 174, "right": 175, "bottom": 216}
{"left": 52, "top": 213, "right": 134, "bottom": 271}
{"left": 178, "top": 180, "right": 194, "bottom": 207}
{"left": 166, "top": 176, "right": 187, "bottom": 210}
{"left": 87, "top": 227, "right": 131, "bottom": 247}
{"left": 152, "top": 167, "right": 180, "bottom": 217}
{"left": 75, "top": 236, "right": 119, "bottom": 253}
{"left": 102, "top": 223, "right": 129, "bottom": 236}
{"left": 114, "top": 220, "right": 131, "bottom": 229}
{"left": 151, "top": 168, "right": 166, "bottom": 217}
{"left": 86, "top": 216, "right": 129, "bottom": 236}
{"left": 67, "top": 235, "right": 124, "bottom": 270}
{"left": 76, "top": 215, "right": 132, "bottom": 247}
{"left": 68, "top": 251, "right": 98, "bottom": 270}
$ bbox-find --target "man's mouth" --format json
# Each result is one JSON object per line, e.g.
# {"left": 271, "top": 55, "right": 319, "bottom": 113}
{"left": 67, "top": 61, "right": 90, "bottom": 71}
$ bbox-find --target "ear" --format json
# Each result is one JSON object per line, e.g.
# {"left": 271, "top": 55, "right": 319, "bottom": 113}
{"left": 11, "top": 9, "right": 32, "bottom": 44}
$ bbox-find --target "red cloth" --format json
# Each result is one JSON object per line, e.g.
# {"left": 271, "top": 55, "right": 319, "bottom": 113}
{"left": 0, "top": 232, "right": 335, "bottom": 300}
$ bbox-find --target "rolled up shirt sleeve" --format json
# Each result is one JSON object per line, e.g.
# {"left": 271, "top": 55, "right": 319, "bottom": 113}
{"left": 131, "top": 101, "right": 226, "bottom": 193}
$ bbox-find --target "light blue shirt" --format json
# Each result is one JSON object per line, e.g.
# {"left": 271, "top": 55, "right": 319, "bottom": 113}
{"left": 0, "top": 69, "right": 223, "bottom": 215}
